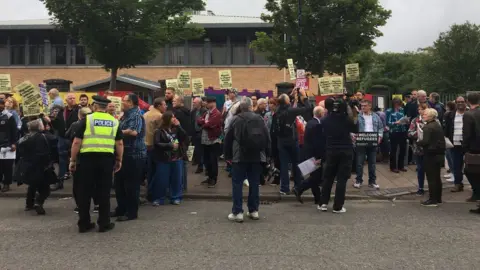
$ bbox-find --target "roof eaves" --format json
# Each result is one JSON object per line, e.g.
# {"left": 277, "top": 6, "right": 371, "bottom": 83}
{"left": 118, "top": 76, "right": 160, "bottom": 90}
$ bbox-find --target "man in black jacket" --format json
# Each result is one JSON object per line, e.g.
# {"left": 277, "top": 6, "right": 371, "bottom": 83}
{"left": 172, "top": 95, "right": 191, "bottom": 191}
{"left": 463, "top": 92, "right": 480, "bottom": 213}
{"left": 274, "top": 88, "right": 312, "bottom": 195}
{"left": 0, "top": 99, "right": 18, "bottom": 192}
{"left": 319, "top": 98, "right": 358, "bottom": 213}
{"left": 44, "top": 103, "right": 67, "bottom": 191}
{"left": 293, "top": 106, "right": 326, "bottom": 205}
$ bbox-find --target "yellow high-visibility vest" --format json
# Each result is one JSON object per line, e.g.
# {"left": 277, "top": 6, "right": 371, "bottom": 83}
{"left": 80, "top": 112, "right": 119, "bottom": 154}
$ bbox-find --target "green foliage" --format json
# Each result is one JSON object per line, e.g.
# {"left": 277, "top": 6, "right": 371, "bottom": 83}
{"left": 41, "top": 0, "right": 205, "bottom": 89}
{"left": 250, "top": 0, "right": 391, "bottom": 75}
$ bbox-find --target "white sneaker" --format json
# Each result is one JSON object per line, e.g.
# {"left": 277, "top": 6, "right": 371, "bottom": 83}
{"left": 243, "top": 179, "right": 249, "bottom": 187}
{"left": 353, "top": 182, "right": 362, "bottom": 189}
{"left": 333, "top": 207, "right": 347, "bottom": 214}
{"left": 445, "top": 177, "right": 454, "bottom": 183}
{"left": 317, "top": 204, "right": 328, "bottom": 212}
{"left": 444, "top": 173, "right": 453, "bottom": 179}
{"left": 246, "top": 211, "right": 259, "bottom": 220}
{"left": 228, "top": 213, "right": 244, "bottom": 223}
{"left": 368, "top": 183, "right": 380, "bottom": 189}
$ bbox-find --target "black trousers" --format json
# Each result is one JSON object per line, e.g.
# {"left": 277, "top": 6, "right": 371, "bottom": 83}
{"left": 203, "top": 143, "right": 220, "bottom": 182}
{"left": 389, "top": 132, "right": 407, "bottom": 170}
{"left": 321, "top": 149, "right": 353, "bottom": 210}
{"left": 192, "top": 133, "right": 204, "bottom": 168}
{"left": 298, "top": 164, "right": 323, "bottom": 204}
{"left": 0, "top": 159, "right": 14, "bottom": 185}
{"left": 75, "top": 154, "right": 114, "bottom": 228}
{"left": 465, "top": 162, "right": 480, "bottom": 200}
{"left": 407, "top": 138, "right": 414, "bottom": 164}
{"left": 72, "top": 169, "right": 98, "bottom": 207}
{"left": 26, "top": 181, "right": 50, "bottom": 207}
{"left": 424, "top": 154, "right": 444, "bottom": 202}
{"left": 114, "top": 155, "right": 145, "bottom": 219}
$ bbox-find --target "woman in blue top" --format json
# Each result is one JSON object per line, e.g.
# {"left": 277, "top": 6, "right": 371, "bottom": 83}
{"left": 5, "top": 97, "right": 22, "bottom": 131}
{"left": 386, "top": 98, "right": 409, "bottom": 173}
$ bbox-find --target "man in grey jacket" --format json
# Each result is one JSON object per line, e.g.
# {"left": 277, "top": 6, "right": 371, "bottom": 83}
{"left": 224, "top": 98, "right": 271, "bottom": 222}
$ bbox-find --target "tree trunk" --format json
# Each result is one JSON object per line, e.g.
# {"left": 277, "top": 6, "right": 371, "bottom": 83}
{"left": 109, "top": 68, "right": 118, "bottom": 91}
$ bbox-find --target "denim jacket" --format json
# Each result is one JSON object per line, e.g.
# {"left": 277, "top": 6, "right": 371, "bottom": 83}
{"left": 358, "top": 112, "right": 384, "bottom": 139}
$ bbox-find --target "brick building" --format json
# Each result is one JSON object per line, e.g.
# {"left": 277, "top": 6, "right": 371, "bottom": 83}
{"left": 0, "top": 13, "right": 308, "bottom": 99}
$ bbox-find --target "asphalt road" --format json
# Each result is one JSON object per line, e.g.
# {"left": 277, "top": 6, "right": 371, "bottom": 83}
{"left": 0, "top": 198, "right": 479, "bottom": 270}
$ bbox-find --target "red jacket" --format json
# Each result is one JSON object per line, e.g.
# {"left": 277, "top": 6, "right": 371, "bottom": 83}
{"left": 197, "top": 108, "right": 222, "bottom": 141}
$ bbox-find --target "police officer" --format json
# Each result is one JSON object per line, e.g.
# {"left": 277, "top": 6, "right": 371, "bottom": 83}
{"left": 69, "top": 96, "right": 124, "bottom": 233}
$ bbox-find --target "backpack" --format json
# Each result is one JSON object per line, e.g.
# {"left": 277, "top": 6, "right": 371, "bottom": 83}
{"left": 238, "top": 114, "right": 266, "bottom": 155}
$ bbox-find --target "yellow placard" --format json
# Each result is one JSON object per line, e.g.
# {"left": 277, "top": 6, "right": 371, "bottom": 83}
{"left": 287, "top": 59, "right": 296, "bottom": 80}
{"left": 330, "top": 76, "right": 344, "bottom": 95}
{"left": 0, "top": 74, "right": 11, "bottom": 93}
{"left": 317, "top": 77, "right": 332, "bottom": 96}
{"left": 107, "top": 96, "right": 122, "bottom": 114}
{"left": 23, "top": 104, "right": 42, "bottom": 117}
{"left": 218, "top": 70, "right": 232, "bottom": 89}
{"left": 177, "top": 70, "right": 191, "bottom": 93}
{"left": 191, "top": 78, "right": 205, "bottom": 97}
{"left": 14, "top": 81, "right": 42, "bottom": 106}
{"left": 166, "top": 79, "right": 178, "bottom": 89}
{"left": 345, "top": 63, "right": 360, "bottom": 82}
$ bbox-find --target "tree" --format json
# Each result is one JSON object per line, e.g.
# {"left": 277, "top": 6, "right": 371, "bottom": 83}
{"left": 41, "top": 0, "right": 205, "bottom": 90}
{"left": 418, "top": 22, "right": 480, "bottom": 94}
{"left": 250, "top": 0, "right": 391, "bottom": 76}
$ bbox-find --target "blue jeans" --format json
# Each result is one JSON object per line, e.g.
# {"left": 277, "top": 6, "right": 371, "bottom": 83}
{"left": 278, "top": 142, "right": 302, "bottom": 193}
{"left": 416, "top": 155, "right": 425, "bottom": 190}
{"left": 355, "top": 146, "right": 377, "bottom": 184}
{"left": 57, "top": 137, "right": 68, "bottom": 178}
{"left": 153, "top": 160, "right": 183, "bottom": 203}
{"left": 445, "top": 148, "right": 454, "bottom": 173}
{"left": 231, "top": 162, "right": 261, "bottom": 215}
{"left": 451, "top": 147, "right": 465, "bottom": 185}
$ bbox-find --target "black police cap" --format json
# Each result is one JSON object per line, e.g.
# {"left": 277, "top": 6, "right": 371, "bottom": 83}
{"left": 92, "top": 95, "right": 112, "bottom": 106}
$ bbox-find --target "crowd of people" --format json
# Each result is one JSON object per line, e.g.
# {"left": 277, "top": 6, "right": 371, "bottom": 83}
{"left": 0, "top": 85, "right": 478, "bottom": 231}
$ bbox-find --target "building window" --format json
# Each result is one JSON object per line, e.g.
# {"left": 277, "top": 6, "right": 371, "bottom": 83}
{"left": 231, "top": 43, "right": 247, "bottom": 65}
{"left": 251, "top": 50, "right": 269, "bottom": 65}
{"left": 70, "top": 45, "right": 86, "bottom": 65}
{"left": 29, "top": 45, "right": 44, "bottom": 65}
{"left": 10, "top": 46, "right": 25, "bottom": 65}
{"left": 150, "top": 47, "right": 165, "bottom": 65}
{"left": 188, "top": 43, "right": 204, "bottom": 65}
{"left": 211, "top": 42, "right": 227, "bottom": 65}
{"left": 169, "top": 44, "right": 185, "bottom": 65}
{"left": 51, "top": 45, "right": 67, "bottom": 65}
{"left": 0, "top": 45, "right": 8, "bottom": 65}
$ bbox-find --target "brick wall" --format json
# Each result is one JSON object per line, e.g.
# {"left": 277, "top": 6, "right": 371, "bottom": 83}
{"left": 0, "top": 66, "right": 321, "bottom": 94}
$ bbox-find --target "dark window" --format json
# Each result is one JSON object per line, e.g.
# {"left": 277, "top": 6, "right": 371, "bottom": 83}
{"left": 29, "top": 45, "right": 44, "bottom": 65}
{"left": 0, "top": 46, "right": 8, "bottom": 65}
{"left": 211, "top": 42, "right": 227, "bottom": 65}
{"left": 231, "top": 43, "right": 247, "bottom": 65}
{"left": 251, "top": 50, "right": 269, "bottom": 65}
{"left": 10, "top": 46, "right": 25, "bottom": 65}
{"left": 51, "top": 45, "right": 67, "bottom": 65}
{"left": 71, "top": 45, "right": 86, "bottom": 65}
{"left": 168, "top": 44, "right": 185, "bottom": 65}
{"left": 188, "top": 43, "right": 204, "bottom": 65}
{"left": 150, "top": 47, "right": 165, "bottom": 65}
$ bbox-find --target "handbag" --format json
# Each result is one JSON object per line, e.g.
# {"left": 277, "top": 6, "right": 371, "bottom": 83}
{"left": 13, "top": 158, "right": 32, "bottom": 186}
{"left": 444, "top": 137, "right": 454, "bottom": 149}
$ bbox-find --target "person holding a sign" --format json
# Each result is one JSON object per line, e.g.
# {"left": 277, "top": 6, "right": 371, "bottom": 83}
{"left": 386, "top": 98, "right": 409, "bottom": 173}
{"left": 0, "top": 99, "right": 18, "bottom": 192}
{"left": 352, "top": 100, "right": 383, "bottom": 190}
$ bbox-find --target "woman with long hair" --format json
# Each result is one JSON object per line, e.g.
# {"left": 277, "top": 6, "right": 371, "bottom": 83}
{"left": 152, "top": 111, "right": 187, "bottom": 206}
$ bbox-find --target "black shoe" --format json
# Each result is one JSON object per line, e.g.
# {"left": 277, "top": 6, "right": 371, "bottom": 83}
{"left": 195, "top": 168, "right": 204, "bottom": 174}
{"left": 34, "top": 204, "right": 46, "bottom": 215}
{"left": 208, "top": 180, "right": 217, "bottom": 188}
{"left": 1, "top": 184, "right": 10, "bottom": 192}
{"left": 79, "top": 223, "right": 96, "bottom": 233}
{"left": 116, "top": 216, "right": 136, "bottom": 222}
{"left": 98, "top": 223, "right": 115, "bottom": 233}
{"left": 50, "top": 182, "right": 63, "bottom": 191}
{"left": 110, "top": 211, "right": 123, "bottom": 217}
{"left": 25, "top": 206, "right": 34, "bottom": 211}
{"left": 293, "top": 188, "right": 304, "bottom": 204}
{"left": 74, "top": 207, "right": 79, "bottom": 214}
{"left": 416, "top": 190, "right": 425, "bottom": 196}
{"left": 93, "top": 206, "right": 99, "bottom": 213}
{"left": 421, "top": 199, "right": 438, "bottom": 207}
{"left": 469, "top": 207, "right": 480, "bottom": 214}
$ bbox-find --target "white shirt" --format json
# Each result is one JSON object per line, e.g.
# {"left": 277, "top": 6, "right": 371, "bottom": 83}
{"left": 453, "top": 112, "right": 464, "bottom": 145}
{"left": 363, "top": 114, "right": 374, "bottom": 132}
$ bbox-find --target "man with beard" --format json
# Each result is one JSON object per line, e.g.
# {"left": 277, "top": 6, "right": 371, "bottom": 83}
{"left": 165, "top": 87, "right": 175, "bottom": 111}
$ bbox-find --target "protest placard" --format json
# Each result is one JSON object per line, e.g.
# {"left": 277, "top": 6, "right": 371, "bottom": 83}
{"left": 166, "top": 79, "right": 178, "bottom": 89}
{"left": 330, "top": 76, "right": 344, "bottom": 95}
{"left": 23, "top": 105, "right": 42, "bottom": 117}
{"left": 0, "top": 74, "right": 11, "bottom": 93}
{"left": 191, "top": 78, "right": 205, "bottom": 97}
{"left": 107, "top": 96, "right": 122, "bottom": 114}
{"left": 345, "top": 63, "right": 360, "bottom": 82}
{"left": 14, "top": 81, "right": 42, "bottom": 106}
{"left": 317, "top": 77, "right": 332, "bottom": 95}
{"left": 218, "top": 70, "right": 232, "bottom": 89}
{"left": 287, "top": 59, "right": 296, "bottom": 80}
{"left": 355, "top": 132, "right": 379, "bottom": 147}
{"left": 177, "top": 70, "right": 191, "bottom": 93}
{"left": 296, "top": 69, "right": 306, "bottom": 79}
{"left": 295, "top": 78, "right": 308, "bottom": 89}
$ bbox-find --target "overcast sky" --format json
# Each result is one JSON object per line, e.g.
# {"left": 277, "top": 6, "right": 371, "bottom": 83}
{"left": 3, "top": 0, "right": 480, "bottom": 53}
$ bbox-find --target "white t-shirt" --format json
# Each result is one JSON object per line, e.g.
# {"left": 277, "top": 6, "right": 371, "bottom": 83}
{"left": 363, "top": 114, "right": 374, "bottom": 132}
{"left": 453, "top": 112, "right": 464, "bottom": 145}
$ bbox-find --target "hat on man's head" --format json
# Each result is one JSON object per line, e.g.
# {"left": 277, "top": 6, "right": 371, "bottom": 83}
{"left": 206, "top": 96, "right": 216, "bottom": 103}
{"left": 226, "top": 88, "right": 238, "bottom": 96}
{"left": 92, "top": 95, "right": 111, "bottom": 106}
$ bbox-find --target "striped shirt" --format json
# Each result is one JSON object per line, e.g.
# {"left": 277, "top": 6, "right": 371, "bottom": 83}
{"left": 453, "top": 112, "right": 464, "bottom": 146}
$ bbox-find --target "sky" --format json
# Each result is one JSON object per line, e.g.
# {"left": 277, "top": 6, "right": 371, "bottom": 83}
{"left": 2, "top": 0, "right": 480, "bottom": 53}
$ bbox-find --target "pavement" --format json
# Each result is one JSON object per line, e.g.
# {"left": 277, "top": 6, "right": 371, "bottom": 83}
{"left": 0, "top": 162, "right": 473, "bottom": 202}
{"left": 0, "top": 198, "right": 479, "bottom": 269}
